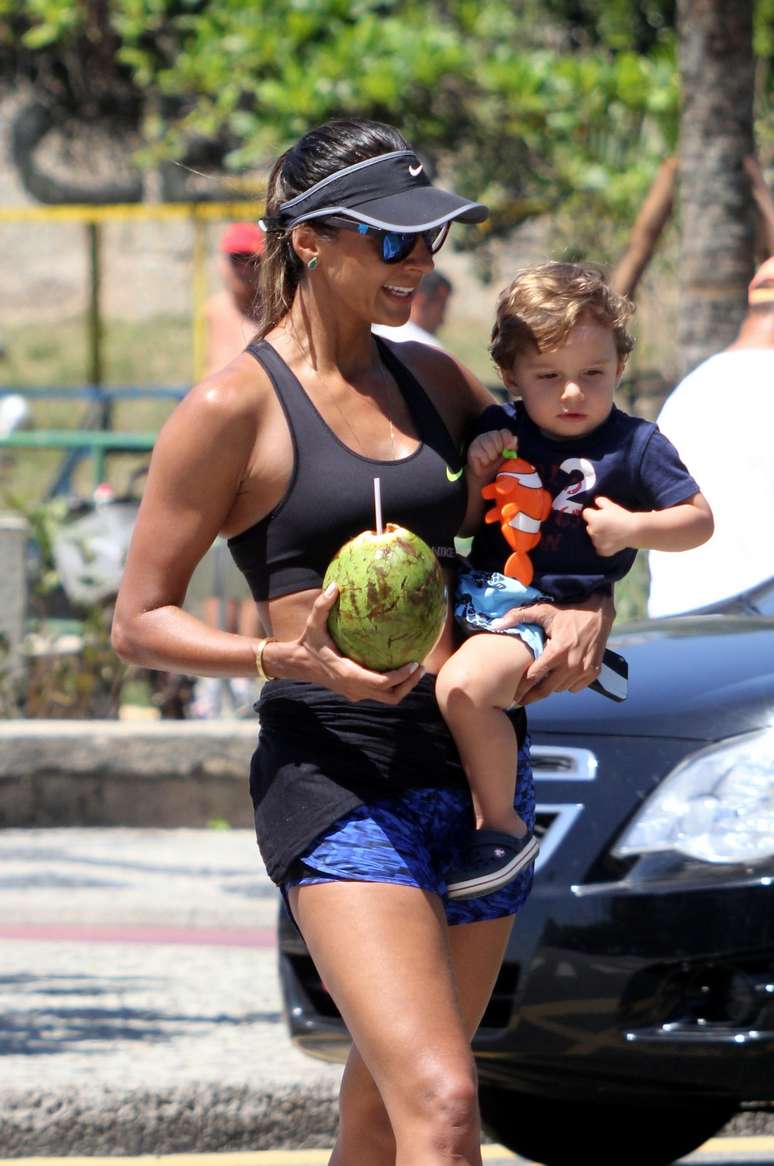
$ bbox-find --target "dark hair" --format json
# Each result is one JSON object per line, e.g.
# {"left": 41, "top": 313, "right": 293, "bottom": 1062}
{"left": 256, "top": 119, "right": 410, "bottom": 339}
{"left": 490, "top": 261, "right": 635, "bottom": 371}
{"left": 419, "top": 271, "right": 453, "bottom": 301}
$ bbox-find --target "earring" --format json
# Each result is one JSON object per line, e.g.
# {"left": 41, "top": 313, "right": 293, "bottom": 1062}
{"left": 307, "top": 256, "right": 318, "bottom": 270}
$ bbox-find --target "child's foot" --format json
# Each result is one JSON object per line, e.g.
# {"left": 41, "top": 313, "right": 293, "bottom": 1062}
{"left": 446, "top": 829, "right": 539, "bottom": 901}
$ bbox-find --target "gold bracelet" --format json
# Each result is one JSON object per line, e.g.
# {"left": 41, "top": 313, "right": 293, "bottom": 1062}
{"left": 254, "top": 637, "right": 277, "bottom": 682}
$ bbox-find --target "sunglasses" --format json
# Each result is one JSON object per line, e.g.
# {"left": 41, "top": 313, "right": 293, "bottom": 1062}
{"left": 323, "top": 216, "right": 450, "bottom": 264}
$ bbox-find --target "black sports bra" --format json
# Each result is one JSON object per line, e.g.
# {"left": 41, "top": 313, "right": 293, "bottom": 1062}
{"left": 228, "top": 338, "right": 467, "bottom": 601}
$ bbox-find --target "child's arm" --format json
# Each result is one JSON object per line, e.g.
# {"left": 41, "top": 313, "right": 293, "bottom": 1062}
{"left": 582, "top": 492, "right": 714, "bottom": 557}
{"left": 459, "top": 428, "right": 518, "bottom": 536}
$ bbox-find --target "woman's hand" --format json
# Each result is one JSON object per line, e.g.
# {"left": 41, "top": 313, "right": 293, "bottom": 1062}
{"left": 290, "top": 583, "right": 425, "bottom": 704}
{"left": 493, "top": 593, "right": 615, "bottom": 705}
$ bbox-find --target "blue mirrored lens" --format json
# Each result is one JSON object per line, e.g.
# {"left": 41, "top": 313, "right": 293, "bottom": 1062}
{"left": 382, "top": 232, "right": 412, "bottom": 262}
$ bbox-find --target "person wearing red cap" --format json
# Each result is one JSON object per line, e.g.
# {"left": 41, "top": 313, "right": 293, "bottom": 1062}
{"left": 649, "top": 256, "right": 774, "bottom": 617}
{"left": 188, "top": 222, "right": 266, "bottom": 715}
{"left": 203, "top": 222, "right": 265, "bottom": 375}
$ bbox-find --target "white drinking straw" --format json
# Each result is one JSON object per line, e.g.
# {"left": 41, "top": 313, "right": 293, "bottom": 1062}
{"left": 373, "top": 476, "right": 383, "bottom": 534}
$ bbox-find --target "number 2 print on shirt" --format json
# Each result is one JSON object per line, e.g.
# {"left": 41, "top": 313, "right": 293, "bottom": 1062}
{"left": 552, "top": 457, "right": 597, "bottom": 514}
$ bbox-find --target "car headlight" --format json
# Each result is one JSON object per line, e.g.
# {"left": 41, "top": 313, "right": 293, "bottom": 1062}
{"left": 613, "top": 727, "right": 774, "bottom": 865}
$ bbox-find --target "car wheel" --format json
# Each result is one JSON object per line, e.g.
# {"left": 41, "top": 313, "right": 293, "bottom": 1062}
{"left": 478, "top": 1085, "right": 737, "bottom": 1166}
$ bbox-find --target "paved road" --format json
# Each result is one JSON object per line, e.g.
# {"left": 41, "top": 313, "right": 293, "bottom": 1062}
{"left": 3, "top": 1136, "right": 774, "bottom": 1165}
{"left": 0, "top": 828, "right": 343, "bottom": 1156}
{"left": 1, "top": 828, "right": 772, "bottom": 1161}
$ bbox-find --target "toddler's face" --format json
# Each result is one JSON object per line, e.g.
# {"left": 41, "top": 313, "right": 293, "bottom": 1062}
{"left": 503, "top": 316, "right": 623, "bottom": 441}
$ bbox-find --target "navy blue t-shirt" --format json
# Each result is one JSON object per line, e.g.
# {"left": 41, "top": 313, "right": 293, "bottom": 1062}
{"left": 469, "top": 402, "right": 701, "bottom": 603}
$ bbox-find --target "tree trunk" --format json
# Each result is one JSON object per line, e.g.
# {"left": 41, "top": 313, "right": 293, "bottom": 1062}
{"left": 610, "top": 157, "right": 677, "bottom": 299}
{"left": 676, "top": 0, "right": 756, "bottom": 377}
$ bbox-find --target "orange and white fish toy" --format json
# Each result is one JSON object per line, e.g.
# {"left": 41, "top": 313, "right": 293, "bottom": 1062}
{"left": 481, "top": 449, "right": 552, "bottom": 585}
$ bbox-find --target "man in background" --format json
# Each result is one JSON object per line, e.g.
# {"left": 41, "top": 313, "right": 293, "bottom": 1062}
{"left": 374, "top": 270, "right": 453, "bottom": 349}
{"left": 188, "top": 222, "right": 265, "bottom": 716}
{"left": 648, "top": 256, "right": 774, "bottom": 617}
{"left": 203, "top": 221, "right": 264, "bottom": 374}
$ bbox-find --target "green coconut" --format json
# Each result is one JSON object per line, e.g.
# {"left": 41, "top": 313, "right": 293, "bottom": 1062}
{"left": 323, "top": 523, "right": 448, "bottom": 671}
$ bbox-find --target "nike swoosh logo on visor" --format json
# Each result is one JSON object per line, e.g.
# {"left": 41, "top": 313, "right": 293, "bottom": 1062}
{"left": 409, "top": 163, "right": 423, "bottom": 177}
{"left": 446, "top": 465, "right": 464, "bottom": 482}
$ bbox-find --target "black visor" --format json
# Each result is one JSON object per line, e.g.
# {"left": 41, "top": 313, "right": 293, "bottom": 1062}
{"left": 275, "top": 149, "right": 488, "bottom": 233}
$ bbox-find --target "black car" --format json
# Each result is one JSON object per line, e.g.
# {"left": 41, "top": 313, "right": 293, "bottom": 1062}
{"left": 278, "top": 616, "right": 774, "bottom": 1166}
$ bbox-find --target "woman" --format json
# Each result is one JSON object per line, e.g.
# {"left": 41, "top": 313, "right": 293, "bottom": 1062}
{"left": 113, "top": 119, "right": 613, "bottom": 1165}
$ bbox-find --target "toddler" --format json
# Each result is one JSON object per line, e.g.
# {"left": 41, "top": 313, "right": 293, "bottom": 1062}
{"left": 436, "top": 262, "right": 714, "bottom": 900}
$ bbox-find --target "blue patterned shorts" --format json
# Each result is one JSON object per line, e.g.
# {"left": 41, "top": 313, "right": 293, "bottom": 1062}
{"left": 283, "top": 737, "right": 536, "bottom": 926}
{"left": 455, "top": 565, "right": 548, "bottom": 660}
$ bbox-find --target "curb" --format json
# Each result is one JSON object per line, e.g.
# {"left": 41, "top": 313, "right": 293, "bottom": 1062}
{"left": 0, "top": 1084, "right": 340, "bottom": 1158}
{"left": 0, "top": 720, "right": 259, "bottom": 829}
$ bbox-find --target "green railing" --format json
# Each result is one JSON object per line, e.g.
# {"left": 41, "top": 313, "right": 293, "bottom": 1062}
{"left": 0, "top": 429, "right": 157, "bottom": 489}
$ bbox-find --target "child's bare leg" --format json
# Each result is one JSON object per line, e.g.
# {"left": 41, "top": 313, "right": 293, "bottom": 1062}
{"left": 436, "top": 633, "right": 533, "bottom": 836}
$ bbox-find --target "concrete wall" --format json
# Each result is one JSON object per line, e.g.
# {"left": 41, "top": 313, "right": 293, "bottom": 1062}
{"left": 0, "top": 719, "right": 259, "bottom": 828}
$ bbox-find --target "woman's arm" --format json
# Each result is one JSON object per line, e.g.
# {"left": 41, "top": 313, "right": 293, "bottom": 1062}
{"left": 112, "top": 369, "right": 422, "bottom": 705}
{"left": 111, "top": 375, "right": 266, "bottom": 676}
{"left": 493, "top": 591, "right": 616, "bottom": 706}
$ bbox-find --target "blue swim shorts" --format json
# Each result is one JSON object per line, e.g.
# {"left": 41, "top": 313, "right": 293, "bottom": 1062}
{"left": 283, "top": 736, "right": 536, "bottom": 926}
{"left": 455, "top": 565, "right": 548, "bottom": 660}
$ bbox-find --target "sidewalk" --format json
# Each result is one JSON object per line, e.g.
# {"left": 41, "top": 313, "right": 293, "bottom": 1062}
{"left": 0, "top": 828, "right": 343, "bottom": 1157}
{"left": 1, "top": 827, "right": 771, "bottom": 1159}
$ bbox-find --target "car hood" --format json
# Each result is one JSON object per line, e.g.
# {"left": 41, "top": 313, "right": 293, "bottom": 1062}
{"left": 526, "top": 615, "right": 774, "bottom": 741}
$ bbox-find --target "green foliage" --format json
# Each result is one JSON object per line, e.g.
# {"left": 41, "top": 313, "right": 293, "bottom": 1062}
{"left": 3, "top": 0, "right": 771, "bottom": 252}
{"left": 0, "top": 493, "right": 126, "bottom": 718}
{"left": 613, "top": 550, "right": 649, "bottom": 623}
{"left": 3, "top": 0, "right": 685, "bottom": 241}
{"left": 15, "top": 0, "right": 80, "bottom": 48}
{"left": 20, "top": 604, "right": 125, "bottom": 719}
{"left": 755, "top": 0, "right": 774, "bottom": 57}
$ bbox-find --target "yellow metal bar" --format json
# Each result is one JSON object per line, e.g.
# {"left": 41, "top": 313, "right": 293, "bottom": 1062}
{"left": 191, "top": 215, "right": 209, "bottom": 383}
{"left": 7, "top": 1140, "right": 774, "bottom": 1166}
{"left": 86, "top": 221, "right": 103, "bottom": 388}
{"left": 0, "top": 201, "right": 263, "bottom": 225}
{"left": 0, "top": 1145, "right": 531, "bottom": 1166}
{"left": 0, "top": 1150, "right": 522, "bottom": 1166}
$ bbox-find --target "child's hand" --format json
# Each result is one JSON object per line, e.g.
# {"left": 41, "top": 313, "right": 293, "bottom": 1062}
{"left": 467, "top": 429, "right": 517, "bottom": 482}
{"left": 582, "top": 496, "right": 638, "bottom": 557}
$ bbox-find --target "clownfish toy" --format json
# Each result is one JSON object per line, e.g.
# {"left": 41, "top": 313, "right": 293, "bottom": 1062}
{"left": 481, "top": 448, "right": 552, "bottom": 586}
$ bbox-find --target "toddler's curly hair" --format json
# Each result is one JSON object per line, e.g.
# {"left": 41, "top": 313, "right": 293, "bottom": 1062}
{"left": 490, "top": 262, "right": 635, "bottom": 372}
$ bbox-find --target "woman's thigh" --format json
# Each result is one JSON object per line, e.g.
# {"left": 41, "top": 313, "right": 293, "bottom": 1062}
{"left": 288, "top": 880, "right": 478, "bottom": 1111}
{"left": 331, "top": 910, "right": 514, "bottom": 1156}
{"left": 448, "top": 914, "right": 515, "bottom": 1033}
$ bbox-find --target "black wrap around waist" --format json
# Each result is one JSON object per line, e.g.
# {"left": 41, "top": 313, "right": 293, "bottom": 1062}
{"left": 249, "top": 674, "right": 527, "bottom": 884}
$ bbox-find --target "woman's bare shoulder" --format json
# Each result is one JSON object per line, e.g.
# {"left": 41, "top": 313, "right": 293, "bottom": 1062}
{"left": 185, "top": 349, "right": 273, "bottom": 419}
{"left": 156, "top": 351, "right": 273, "bottom": 450}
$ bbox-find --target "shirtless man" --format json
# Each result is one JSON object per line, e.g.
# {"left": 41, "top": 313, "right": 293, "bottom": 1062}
{"left": 203, "top": 222, "right": 264, "bottom": 374}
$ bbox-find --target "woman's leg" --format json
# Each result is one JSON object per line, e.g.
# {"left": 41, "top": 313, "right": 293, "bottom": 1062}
{"left": 328, "top": 910, "right": 515, "bottom": 1166}
{"left": 436, "top": 634, "right": 532, "bottom": 835}
{"left": 289, "top": 880, "right": 512, "bottom": 1166}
